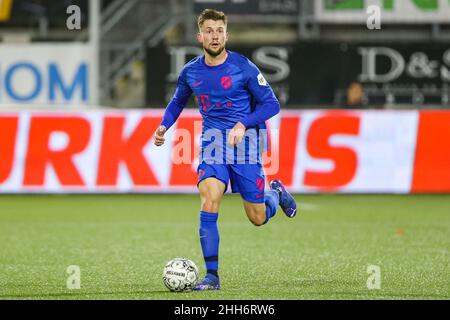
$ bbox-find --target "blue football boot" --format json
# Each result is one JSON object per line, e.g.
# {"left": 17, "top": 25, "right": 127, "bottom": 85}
{"left": 270, "top": 179, "right": 297, "bottom": 218}
{"left": 194, "top": 273, "right": 221, "bottom": 291}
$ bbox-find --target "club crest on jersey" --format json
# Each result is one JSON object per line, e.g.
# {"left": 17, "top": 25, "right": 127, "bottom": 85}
{"left": 256, "top": 178, "right": 265, "bottom": 191}
{"left": 221, "top": 76, "right": 232, "bottom": 90}
{"left": 257, "top": 73, "right": 268, "bottom": 86}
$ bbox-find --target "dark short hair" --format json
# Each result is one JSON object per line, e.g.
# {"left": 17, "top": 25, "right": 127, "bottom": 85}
{"left": 197, "top": 9, "right": 227, "bottom": 30}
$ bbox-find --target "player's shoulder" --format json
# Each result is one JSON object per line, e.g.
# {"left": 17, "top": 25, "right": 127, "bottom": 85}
{"left": 185, "top": 55, "right": 203, "bottom": 68}
{"left": 228, "top": 51, "right": 259, "bottom": 73}
{"left": 180, "top": 56, "right": 203, "bottom": 75}
{"left": 228, "top": 51, "right": 255, "bottom": 67}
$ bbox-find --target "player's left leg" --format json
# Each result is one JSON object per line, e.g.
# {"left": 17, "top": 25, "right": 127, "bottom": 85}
{"left": 229, "top": 163, "right": 280, "bottom": 226}
{"left": 242, "top": 199, "right": 277, "bottom": 226}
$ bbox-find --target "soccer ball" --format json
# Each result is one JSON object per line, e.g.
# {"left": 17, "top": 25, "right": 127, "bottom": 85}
{"left": 162, "top": 258, "right": 199, "bottom": 292}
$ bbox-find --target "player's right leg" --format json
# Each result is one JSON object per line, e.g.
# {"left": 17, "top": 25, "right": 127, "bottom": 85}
{"left": 228, "top": 163, "right": 282, "bottom": 226}
{"left": 199, "top": 177, "right": 226, "bottom": 214}
{"left": 194, "top": 164, "right": 228, "bottom": 291}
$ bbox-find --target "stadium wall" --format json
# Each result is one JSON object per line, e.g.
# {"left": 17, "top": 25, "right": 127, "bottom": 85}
{"left": 147, "top": 43, "right": 450, "bottom": 108}
{"left": 0, "top": 109, "right": 449, "bottom": 194}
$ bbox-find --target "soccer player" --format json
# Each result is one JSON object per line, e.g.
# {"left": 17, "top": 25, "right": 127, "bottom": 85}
{"left": 154, "top": 9, "right": 297, "bottom": 291}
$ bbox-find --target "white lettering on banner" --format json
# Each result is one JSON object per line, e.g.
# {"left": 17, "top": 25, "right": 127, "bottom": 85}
{"left": 252, "top": 47, "right": 290, "bottom": 83}
{"left": 440, "top": 49, "right": 450, "bottom": 82}
{"left": 166, "top": 46, "right": 290, "bottom": 84}
{"left": 359, "top": 47, "right": 405, "bottom": 83}
{"left": 0, "top": 109, "right": 432, "bottom": 194}
{"left": 164, "top": 45, "right": 291, "bottom": 105}
{"left": 359, "top": 47, "right": 450, "bottom": 83}
{"left": 0, "top": 44, "right": 91, "bottom": 106}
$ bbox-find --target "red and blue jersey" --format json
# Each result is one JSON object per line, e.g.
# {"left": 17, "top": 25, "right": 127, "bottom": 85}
{"left": 161, "top": 50, "right": 280, "bottom": 164}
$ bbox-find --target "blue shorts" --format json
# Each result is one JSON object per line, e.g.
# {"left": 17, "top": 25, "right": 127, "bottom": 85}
{"left": 197, "top": 163, "right": 266, "bottom": 203}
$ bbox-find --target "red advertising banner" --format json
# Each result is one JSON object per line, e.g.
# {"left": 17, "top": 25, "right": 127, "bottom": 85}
{"left": 0, "top": 110, "right": 449, "bottom": 193}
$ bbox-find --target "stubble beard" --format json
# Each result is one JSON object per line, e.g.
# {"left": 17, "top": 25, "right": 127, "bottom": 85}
{"left": 204, "top": 44, "right": 225, "bottom": 58}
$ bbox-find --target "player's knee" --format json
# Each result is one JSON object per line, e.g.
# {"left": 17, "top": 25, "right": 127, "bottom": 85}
{"left": 250, "top": 213, "right": 266, "bottom": 227}
{"left": 200, "top": 187, "right": 223, "bottom": 213}
{"left": 246, "top": 208, "right": 266, "bottom": 227}
{"left": 201, "top": 197, "right": 221, "bottom": 213}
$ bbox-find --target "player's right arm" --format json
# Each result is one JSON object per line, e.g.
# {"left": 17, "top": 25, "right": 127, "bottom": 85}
{"left": 154, "top": 68, "right": 193, "bottom": 146}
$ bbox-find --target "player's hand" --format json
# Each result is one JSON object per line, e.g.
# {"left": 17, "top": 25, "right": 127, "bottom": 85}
{"left": 228, "top": 122, "right": 246, "bottom": 146}
{"left": 154, "top": 125, "right": 167, "bottom": 146}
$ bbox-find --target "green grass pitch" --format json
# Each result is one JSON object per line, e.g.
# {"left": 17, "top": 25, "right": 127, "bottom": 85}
{"left": 0, "top": 194, "right": 448, "bottom": 300}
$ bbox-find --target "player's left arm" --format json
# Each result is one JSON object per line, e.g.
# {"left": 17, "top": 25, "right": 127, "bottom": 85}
{"left": 155, "top": 67, "right": 193, "bottom": 146}
{"left": 228, "top": 62, "right": 280, "bottom": 146}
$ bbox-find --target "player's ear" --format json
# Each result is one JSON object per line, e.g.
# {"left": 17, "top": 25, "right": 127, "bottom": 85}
{"left": 196, "top": 32, "right": 203, "bottom": 43}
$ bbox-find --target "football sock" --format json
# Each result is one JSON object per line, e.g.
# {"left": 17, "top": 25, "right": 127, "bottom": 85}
{"left": 264, "top": 190, "right": 279, "bottom": 224}
{"left": 207, "top": 270, "right": 219, "bottom": 278}
{"left": 199, "top": 211, "right": 219, "bottom": 277}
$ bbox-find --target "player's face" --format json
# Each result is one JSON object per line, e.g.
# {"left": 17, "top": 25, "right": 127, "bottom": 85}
{"left": 197, "top": 20, "right": 228, "bottom": 57}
